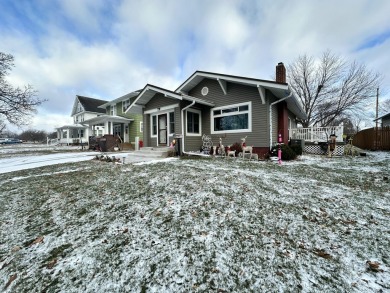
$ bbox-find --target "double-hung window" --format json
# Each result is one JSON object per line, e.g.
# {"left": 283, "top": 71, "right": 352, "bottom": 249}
{"left": 122, "top": 99, "right": 131, "bottom": 112}
{"left": 169, "top": 112, "right": 175, "bottom": 134}
{"left": 151, "top": 115, "right": 157, "bottom": 136}
{"left": 110, "top": 105, "right": 116, "bottom": 116}
{"left": 186, "top": 109, "right": 201, "bottom": 136}
{"left": 211, "top": 102, "right": 251, "bottom": 133}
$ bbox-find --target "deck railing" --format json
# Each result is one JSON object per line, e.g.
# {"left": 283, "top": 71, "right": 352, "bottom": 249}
{"left": 289, "top": 125, "right": 344, "bottom": 142}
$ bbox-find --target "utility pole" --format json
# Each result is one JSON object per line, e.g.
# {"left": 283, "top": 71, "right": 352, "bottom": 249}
{"left": 376, "top": 87, "right": 379, "bottom": 129}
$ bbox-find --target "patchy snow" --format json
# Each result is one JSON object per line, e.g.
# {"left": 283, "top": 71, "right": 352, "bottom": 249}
{"left": 0, "top": 148, "right": 389, "bottom": 292}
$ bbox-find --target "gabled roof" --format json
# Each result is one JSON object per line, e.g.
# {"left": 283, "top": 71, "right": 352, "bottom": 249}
{"left": 374, "top": 112, "right": 390, "bottom": 121}
{"left": 125, "top": 84, "right": 214, "bottom": 114}
{"left": 71, "top": 95, "right": 107, "bottom": 116}
{"left": 99, "top": 90, "right": 141, "bottom": 108}
{"left": 176, "top": 70, "right": 287, "bottom": 93}
{"left": 175, "top": 70, "right": 307, "bottom": 120}
{"left": 84, "top": 115, "right": 133, "bottom": 124}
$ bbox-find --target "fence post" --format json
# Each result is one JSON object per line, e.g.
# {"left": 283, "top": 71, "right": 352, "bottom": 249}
{"left": 310, "top": 126, "right": 313, "bottom": 142}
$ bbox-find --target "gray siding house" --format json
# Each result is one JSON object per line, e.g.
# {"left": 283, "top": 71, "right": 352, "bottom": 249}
{"left": 375, "top": 112, "right": 390, "bottom": 127}
{"left": 126, "top": 63, "right": 306, "bottom": 157}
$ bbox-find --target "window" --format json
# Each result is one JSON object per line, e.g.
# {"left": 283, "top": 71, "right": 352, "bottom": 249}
{"left": 169, "top": 112, "right": 175, "bottom": 134}
{"left": 140, "top": 122, "right": 143, "bottom": 133}
{"left": 151, "top": 115, "right": 157, "bottom": 136}
{"left": 123, "top": 99, "right": 131, "bottom": 112}
{"left": 211, "top": 102, "right": 251, "bottom": 134}
{"left": 186, "top": 109, "right": 201, "bottom": 136}
{"left": 110, "top": 105, "right": 116, "bottom": 116}
{"left": 79, "top": 130, "right": 84, "bottom": 138}
{"left": 77, "top": 102, "right": 83, "bottom": 113}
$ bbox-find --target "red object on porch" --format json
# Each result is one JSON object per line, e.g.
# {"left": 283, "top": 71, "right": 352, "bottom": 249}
{"left": 139, "top": 140, "right": 143, "bottom": 148}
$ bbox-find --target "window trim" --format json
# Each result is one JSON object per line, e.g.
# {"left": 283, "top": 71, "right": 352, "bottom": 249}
{"left": 169, "top": 112, "right": 175, "bottom": 135}
{"left": 110, "top": 105, "right": 116, "bottom": 116}
{"left": 122, "top": 99, "right": 131, "bottom": 112}
{"left": 186, "top": 108, "right": 202, "bottom": 137}
{"left": 150, "top": 110, "right": 175, "bottom": 138}
{"left": 211, "top": 101, "right": 252, "bottom": 134}
{"left": 151, "top": 115, "right": 157, "bottom": 137}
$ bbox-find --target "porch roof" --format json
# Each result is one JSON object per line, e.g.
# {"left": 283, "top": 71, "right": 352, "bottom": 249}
{"left": 56, "top": 124, "right": 87, "bottom": 130}
{"left": 84, "top": 115, "right": 133, "bottom": 124}
{"left": 98, "top": 90, "right": 141, "bottom": 108}
{"left": 125, "top": 84, "right": 214, "bottom": 114}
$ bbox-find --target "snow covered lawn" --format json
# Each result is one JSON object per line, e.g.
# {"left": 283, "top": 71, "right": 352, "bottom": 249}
{"left": 1, "top": 152, "right": 389, "bottom": 292}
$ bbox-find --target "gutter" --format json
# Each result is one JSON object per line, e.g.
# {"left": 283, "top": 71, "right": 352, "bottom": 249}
{"left": 180, "top": 100, "right": 196, "bottom": 154}
{"left": 269, "top": 88, "right": 293, "bottom": 149}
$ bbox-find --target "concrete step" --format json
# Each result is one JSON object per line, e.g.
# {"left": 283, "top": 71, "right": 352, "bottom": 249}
{"left": 126, "top": 147, "right": 174, "bottom": 160}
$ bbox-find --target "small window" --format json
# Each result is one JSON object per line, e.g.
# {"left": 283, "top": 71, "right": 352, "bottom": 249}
{"left": 187, "top": 109, "right": 201, "bottom": 136}
{"left": 239, "top": 105, "right": 249, "bottom": 111}
{"left": 110, "top": 105, "right": 116, "bottom": 116}
{"left": 123, "top": 99, "right": 131, "bottom": 112}
{"left": 140, "top": 122, "right": 143, "bottom": 133}
{"left": 152, "top": 115, "right": 157, "bottom": 136}
{"left": 201, "top": 87, "right": 209, "bottom": 96}
{"left": 169, "top": 112, "right": 175, "bottom": 134}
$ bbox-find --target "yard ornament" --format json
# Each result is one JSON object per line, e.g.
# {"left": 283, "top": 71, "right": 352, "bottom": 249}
{"left": 218, "top": 137, "right": 226, "bottom": 156}
{"left": 241, "top": 136, "right": 253, "bottom": 159}
{"left": 227, "top": 145, "right": 235, "bottom": 157}
{"left": 278, "top": 133, "right": 282, "bottom": 165}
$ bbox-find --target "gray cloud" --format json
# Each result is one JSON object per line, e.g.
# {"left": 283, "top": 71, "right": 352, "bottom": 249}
{"left": 1, "top": 0, "right": 389, "bottom": 132}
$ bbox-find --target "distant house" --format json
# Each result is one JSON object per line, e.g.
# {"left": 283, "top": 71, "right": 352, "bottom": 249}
{"left": 95, "top": 91, "right": 143, "bottom": 144}
{"left": 56, "top": 95, "right": 107, "bottom": 144}
{"left": 56, "top": 92, "right": 143, "bottom": 147}
{"left": 126, "top": 63, "right": 307, "bottom": 157}
{"left": 374, "top": 112, "right": 390, "bottom": 127}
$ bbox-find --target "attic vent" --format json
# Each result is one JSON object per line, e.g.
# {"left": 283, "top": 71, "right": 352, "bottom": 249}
{"left": 201, "top": 87, "right": 209, "bottom": 96}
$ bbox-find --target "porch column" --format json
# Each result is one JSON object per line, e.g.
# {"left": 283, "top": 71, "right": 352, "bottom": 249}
{"left": 67, "top": 128, "right": 70, "bottom": 145}
{"left": 104, "top": 121, "right": 109, "bottom": 135}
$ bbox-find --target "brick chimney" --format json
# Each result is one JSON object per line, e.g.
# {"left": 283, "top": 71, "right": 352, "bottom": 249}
{"left": 276, "top": 62, "right": 286, "bottom": 83}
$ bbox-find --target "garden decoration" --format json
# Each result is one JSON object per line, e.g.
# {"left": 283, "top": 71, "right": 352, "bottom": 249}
{"left": 241, "top": 136, "right": 253, "bottom": 159}
{"left": 218, "top": 137, "right": 226, "bottom": 156}
{"left": 278, "top": 133, "right": 282, "bottom": 165}
{"left": 328, "top": 134, "right": 337, "bottom": 158}
{"left": 227, "top": 145, "right": 235, "bottom": 157}
{"left": 202, "top": 134, "right": 213, "bottom": 154}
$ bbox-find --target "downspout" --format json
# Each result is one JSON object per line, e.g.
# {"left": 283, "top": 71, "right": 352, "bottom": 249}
{"left": 269, "top": 88, "right": 293, "bottom": 149}
{"left": 180, "top": 100, "right": 196, "bottom": 154}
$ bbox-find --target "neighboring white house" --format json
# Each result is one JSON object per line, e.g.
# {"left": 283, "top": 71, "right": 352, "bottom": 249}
{"left": 56, "top": 95, "right": 107, "bottom": 145}
{"left": 56, "top": 92, "right": 144, "bottom": 147}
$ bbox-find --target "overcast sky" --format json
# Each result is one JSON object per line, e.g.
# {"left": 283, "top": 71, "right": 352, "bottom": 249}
{"left": 1, "top": 0, "right": 389, "bottom": 132}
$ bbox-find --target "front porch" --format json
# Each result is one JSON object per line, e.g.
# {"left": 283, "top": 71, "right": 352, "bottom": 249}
{"left": 289, "top": 124, "right": 344, "bottom": 143}
{"left": 289, "top": 124, "right": 345, "bottom": 156}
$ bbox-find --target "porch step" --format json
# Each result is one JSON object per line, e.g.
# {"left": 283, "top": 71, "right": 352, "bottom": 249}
{"left": 125, "top": 147, "right": 174, "bottom": 161}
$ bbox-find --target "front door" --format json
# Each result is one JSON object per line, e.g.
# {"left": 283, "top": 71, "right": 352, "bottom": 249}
{"left": 113, "top": 124, "right": 122, "bottom": 140}
{"left": 158, "top": 114, "right": 167, "bottom": 145}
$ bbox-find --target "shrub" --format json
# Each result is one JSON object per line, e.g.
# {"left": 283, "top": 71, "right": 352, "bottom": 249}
{"left": 270, "top": 144, "right": 297, "bottom": 161}
{"left": 289, "top": 144, "right": 303, "bottom": 156}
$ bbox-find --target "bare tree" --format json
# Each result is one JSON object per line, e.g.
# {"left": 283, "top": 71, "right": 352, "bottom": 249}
{"left": 287, "top": 50, "right": 381, "bottom": 127}
{"left": 379, "top": 98, "right": 390, "bottom": 115}
{"left": 0, "top": 120, "right": 6, "bottom": 136}
{"left": 0, "top": 52, "right": 45, "bottom": 125}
